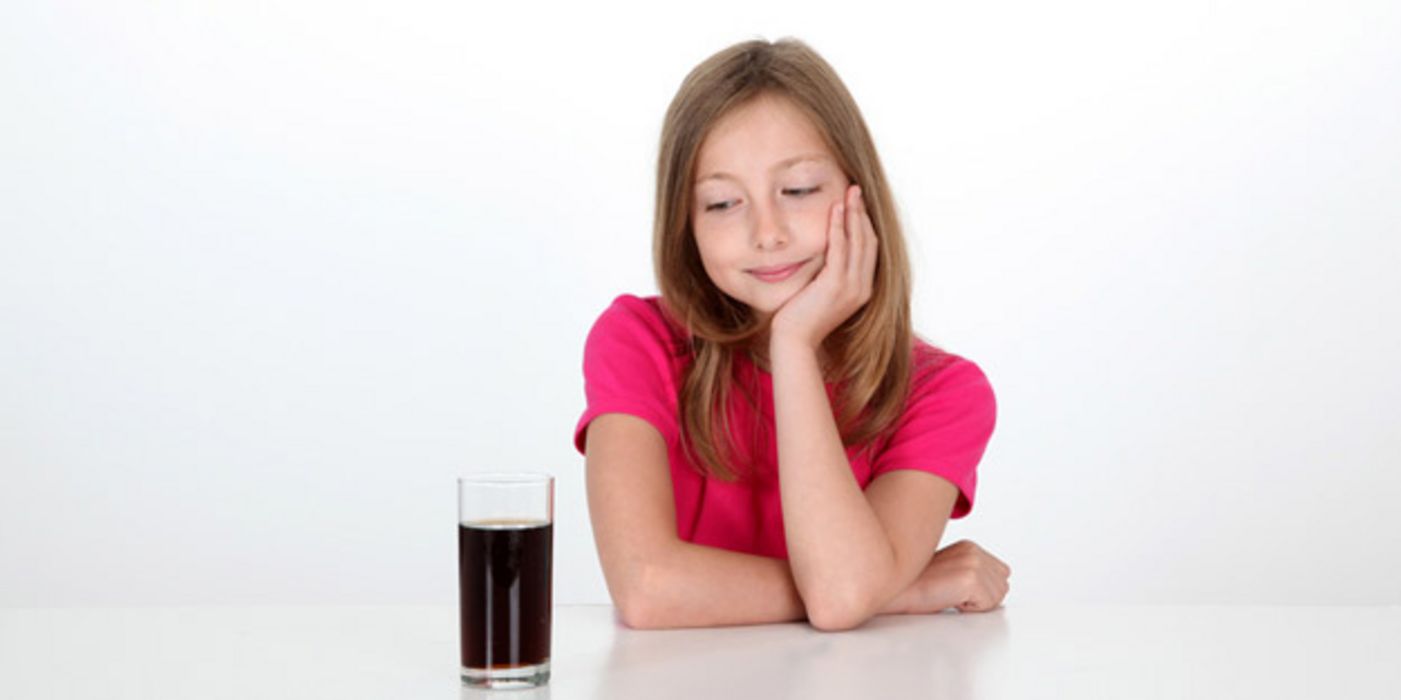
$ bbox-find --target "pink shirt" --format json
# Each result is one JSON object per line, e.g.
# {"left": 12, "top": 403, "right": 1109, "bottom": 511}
{"left": 573, "top": 294, "right": 997, "bottom": 560}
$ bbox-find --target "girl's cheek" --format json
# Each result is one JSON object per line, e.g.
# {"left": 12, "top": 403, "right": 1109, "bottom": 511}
{"left": 809, "top": 201, "right": 840, "bottom": 240}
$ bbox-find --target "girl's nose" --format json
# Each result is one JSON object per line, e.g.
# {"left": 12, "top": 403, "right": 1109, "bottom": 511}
{"left": 751, "top": 201, "right": 789, "bottom": 250}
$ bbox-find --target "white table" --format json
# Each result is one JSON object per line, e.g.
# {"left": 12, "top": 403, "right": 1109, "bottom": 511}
{"left": 2, "top": 604, "right": 1397, "bottom": 699}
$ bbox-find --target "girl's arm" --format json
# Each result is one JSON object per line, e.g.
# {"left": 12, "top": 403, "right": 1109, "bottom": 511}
{"left": 769, "top": 342, "right": 959, "bottom": 630}
{"left": 584, "top": 412, "right": 805, "bottom": 628}
{"left": 585, "top": 412, "right": 922, "bottom": 629}
{"left": 768, "top": 186, "right": 957, "bottom": 630}
{"left": 624, "top": 537, "right": 930, "bottom": 630}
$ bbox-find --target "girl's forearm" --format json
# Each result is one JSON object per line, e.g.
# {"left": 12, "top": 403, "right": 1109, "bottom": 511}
{"left": 770, "top": 338, "right": 899, "bottom": 627}
{"left": 627, "top": 539, "right": 807, "bottom": 629}
{"left": 627, "top": 539, "right": 917, "bottom": 630}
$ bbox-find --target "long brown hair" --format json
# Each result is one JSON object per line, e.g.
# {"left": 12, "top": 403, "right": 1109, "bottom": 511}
{"left": 654, "top": 37, "right": 915, "bottom": 483}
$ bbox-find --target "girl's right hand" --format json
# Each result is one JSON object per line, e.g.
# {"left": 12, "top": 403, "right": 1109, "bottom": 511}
{"left": 891, "top": 539, "right": 1012, "bottom": 614}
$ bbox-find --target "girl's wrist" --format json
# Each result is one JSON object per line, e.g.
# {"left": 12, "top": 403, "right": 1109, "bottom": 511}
{"left": 878, "top": 582, "right": 917, "bottom": 615}
{"left": 768, "top": 330, "right": 819, "bottom": 358}
{"left": 768, "top": 338, "right": 822, "bottom": 377}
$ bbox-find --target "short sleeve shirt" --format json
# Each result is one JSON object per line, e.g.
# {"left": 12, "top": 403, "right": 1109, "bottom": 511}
{"left": 573, "top": 294, "right": 997, "bottom": 560}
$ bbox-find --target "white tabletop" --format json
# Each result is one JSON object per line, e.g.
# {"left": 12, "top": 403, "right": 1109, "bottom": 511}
{"left": 2, "top": 604, "right": 1397, "bottom": 699}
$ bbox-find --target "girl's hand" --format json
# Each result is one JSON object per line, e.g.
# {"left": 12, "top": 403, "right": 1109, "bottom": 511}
{"left": 888, "top": 540, "right": 1012, "bottom": 614}
{"left": 769, "top": 183, "right": 878, "bottom": 352}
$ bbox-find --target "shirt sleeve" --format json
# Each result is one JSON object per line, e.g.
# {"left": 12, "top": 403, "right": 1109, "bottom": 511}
{"left": 869, "top": 355, "right": 997, "bottom": 519}
{"left": 573, "top": 295, "right": 683, "bottom": 455}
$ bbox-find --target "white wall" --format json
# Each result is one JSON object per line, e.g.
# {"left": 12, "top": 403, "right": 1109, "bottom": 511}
{"left": 2, "top": 0, "right": 1398, "bottom": 607}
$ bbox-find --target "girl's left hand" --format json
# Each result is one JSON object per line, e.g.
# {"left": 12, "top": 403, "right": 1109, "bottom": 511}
{"left": 882, "top": 539, "right": 1012, "bottom": 615}
{"left": 770, "top": 183, "right": 878, "bottom": 351}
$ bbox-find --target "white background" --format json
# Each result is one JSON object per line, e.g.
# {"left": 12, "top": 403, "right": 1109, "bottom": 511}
{"left": 2, "top": 0, "right": 1398, "bottom": 608}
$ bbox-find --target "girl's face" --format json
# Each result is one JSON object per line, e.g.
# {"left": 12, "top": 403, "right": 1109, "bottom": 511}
{"left": 690, "top": 93, "right": 850, "bottom": 323}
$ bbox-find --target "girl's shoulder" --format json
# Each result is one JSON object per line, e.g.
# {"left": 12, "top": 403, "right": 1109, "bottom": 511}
{"left": 588, "top": 293, "right": 690, "bottom": 359}
{"left": 601, "top": 293, "right": 667, "bottom": 321}
{"left": 909, "top": 336, "right": 994, "bottom": 399}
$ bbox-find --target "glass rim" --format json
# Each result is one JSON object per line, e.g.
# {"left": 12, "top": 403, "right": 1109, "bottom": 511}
{"left": 458, "top": 472, "right": 554, "bottom": 485}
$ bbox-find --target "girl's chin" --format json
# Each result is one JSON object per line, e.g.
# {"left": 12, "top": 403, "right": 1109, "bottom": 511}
{"left": 718, "top": 293, "right": 781, "bottom": 318}
{"left": 718, "top": 273, "right": 812, "bottom": 317}
{"left": 743, "top": 292, "right": 798, "bottom": 318}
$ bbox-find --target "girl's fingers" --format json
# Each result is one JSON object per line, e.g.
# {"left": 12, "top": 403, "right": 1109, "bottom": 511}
{"left": 828, "top": 198, "right": 846, "bottom": 273}
{"left": 858, "top": 189, "right": 877, "bottom": 292}
{"left": 844, "top": 184, "right": 877, "bottom": 298}
{"left": 987, "top": 552, "right": 1011, "bottom": 577}
{"left": 977, "top": 569, "right": 998, "bottom": 604}
{"left": 846, "top": 185, "right": 863, "bottom": 281}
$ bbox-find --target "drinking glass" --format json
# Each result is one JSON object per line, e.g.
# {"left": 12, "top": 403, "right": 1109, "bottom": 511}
{"left": 457, "top": 473, "right": 554, "bottom": 689}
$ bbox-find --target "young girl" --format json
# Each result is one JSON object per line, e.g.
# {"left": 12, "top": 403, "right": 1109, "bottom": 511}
{"left": 573, "top": 38, "right": 1011, "bottom": 631}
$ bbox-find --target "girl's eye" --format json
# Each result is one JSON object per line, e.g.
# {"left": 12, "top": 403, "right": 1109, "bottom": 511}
{"left": 702, "top": 186, "right": 817, "bottom": 212}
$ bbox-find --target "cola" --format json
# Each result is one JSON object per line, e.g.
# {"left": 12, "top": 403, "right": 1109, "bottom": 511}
{"left": 458, "top": 519, "right": 553, "bottom": 671}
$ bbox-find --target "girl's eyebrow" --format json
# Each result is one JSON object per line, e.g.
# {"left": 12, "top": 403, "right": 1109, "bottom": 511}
{"left": 695, "top": 153, "right": 833, "bottom": 184}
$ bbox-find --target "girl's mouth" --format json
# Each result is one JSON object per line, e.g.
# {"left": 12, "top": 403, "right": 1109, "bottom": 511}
{"left": 747, "top": 260, "right": 806, "bottom": 283}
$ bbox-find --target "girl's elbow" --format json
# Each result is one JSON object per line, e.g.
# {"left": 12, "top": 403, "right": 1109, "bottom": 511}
{"left": 616, "top": 599, "right": 653, "bottom": 629}
{"left": 805, "top": 596, "right": 873, "bottom": 632}
{"left": 800, "top": 574, "right": 881, "bottom": 632}
{"left": 611, "top": 561, "right": 667, "bottom": 630}
{"left": 808, "top": 610, "right": 868, "bottom": 632}
{"left": 612, "top": 579, "right": 658, "bottom": 630}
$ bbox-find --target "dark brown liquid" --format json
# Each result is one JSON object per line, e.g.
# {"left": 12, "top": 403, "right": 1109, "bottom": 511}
{"left": 458, "top": 519, "right": 553, "bottom": 669}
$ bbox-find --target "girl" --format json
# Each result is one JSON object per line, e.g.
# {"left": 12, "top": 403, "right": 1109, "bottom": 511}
{"left": 573, "top": 38, "right": 1011, "bottom": 631}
